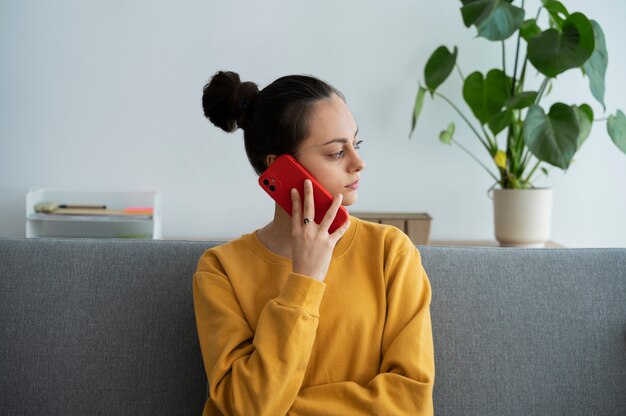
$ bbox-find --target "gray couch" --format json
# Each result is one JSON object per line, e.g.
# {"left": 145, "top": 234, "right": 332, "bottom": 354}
{"left": 1, "top": 237, "right": 625, "bottom": 415}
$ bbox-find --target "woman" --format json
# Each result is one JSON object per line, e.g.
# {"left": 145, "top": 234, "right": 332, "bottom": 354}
{"left": 194, "top": 71, "right": 434, "bottom": 415}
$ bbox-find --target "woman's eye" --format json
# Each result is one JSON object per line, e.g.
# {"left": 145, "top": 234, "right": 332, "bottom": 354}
{"left": 329, "top": 140, "right": 363, "bottom": 159}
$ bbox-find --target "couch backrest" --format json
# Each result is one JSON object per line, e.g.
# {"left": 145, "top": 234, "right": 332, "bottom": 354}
{"left": 1, "top": 238, "right": 625, "bottom": 415}
{"left": 0, "top": 238, "right": 213, "bottom": 416}
{"left": 422, "top": 246, "right": 626, "bottom": 415}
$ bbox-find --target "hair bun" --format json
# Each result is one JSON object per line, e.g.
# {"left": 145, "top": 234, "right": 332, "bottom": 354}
{"left": 202, "top": 71, "right": 259, "bottom": 132}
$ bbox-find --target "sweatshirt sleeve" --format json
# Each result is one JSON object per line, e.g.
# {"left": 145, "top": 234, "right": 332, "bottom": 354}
{"left": 193, "top": 261, "right": 326, "bottom": 416}
{"left": 288, "top": 245, "right": 435, "bottom": 415}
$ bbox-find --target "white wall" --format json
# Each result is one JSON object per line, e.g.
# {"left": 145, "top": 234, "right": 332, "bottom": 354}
{"left": 1, "top": 0, "right": 625, "bottom": 247}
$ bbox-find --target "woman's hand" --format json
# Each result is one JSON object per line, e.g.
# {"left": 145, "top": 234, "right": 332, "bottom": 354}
{"left": 290, "top": 179, "right": 350, "bottom": 282}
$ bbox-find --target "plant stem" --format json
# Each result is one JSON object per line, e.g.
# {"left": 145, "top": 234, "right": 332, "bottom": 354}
{"left": 480, "top": 124, "right": 497, "bottom": 153}
{"left": 502, "top": 41, "right": 507, "bottom": 76}
{"left": 517, "top": 126, "right": 527, "bottom": 158}
{"left": 451, "top": 138, "right": 500, "bottom": 182}
{"left": 519, "top": 148, "right": 531, "bottom": 175}
{"left": 535, "top": 77, "right": 550, "bottom": 104}
{"left": 510, "top": 0, "right": 524, "bottom": 95}
{"left": 519, "top": 53, "right": 528, "bottom": 92}
{"left": 455, "top": 64, "right": 465, "bottom": 81}
{"left": 434, "top": 91, "right": 492, "bottom": 152}
{"left": 507, "top": 128, "right": 515, "bottom": 172}
{"left": 524, "top": 160, "right": 541, "bottom": 183}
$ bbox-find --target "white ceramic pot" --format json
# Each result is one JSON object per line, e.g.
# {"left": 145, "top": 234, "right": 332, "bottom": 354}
{"left": 493, "top": 188, "right": 553, "bottom": 248}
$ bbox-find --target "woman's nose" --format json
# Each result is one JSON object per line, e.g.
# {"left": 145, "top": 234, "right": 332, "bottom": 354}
{"left": 351, "top": 152, "right": 365, "bottom": 172}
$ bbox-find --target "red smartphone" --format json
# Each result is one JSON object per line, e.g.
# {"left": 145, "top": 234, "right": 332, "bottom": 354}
{"left": 258, "top": 154, "right": 349, "bottom": 233}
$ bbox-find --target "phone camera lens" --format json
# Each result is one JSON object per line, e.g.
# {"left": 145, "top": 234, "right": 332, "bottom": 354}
{"left": 269, "top": 185, "right": 275, "bottom": 192}
{"left": 263, "top": 179, "right": 270, "bottom": 186}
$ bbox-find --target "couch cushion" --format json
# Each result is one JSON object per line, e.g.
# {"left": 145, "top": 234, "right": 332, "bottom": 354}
{"left": 1, "top": 239, "right": 625, "bottom": 415}
{"left": 0, "top": 238, "right": 218, "bottom": 416}
{"left": 420, "top": 246, "right": 626, "bottom": 416}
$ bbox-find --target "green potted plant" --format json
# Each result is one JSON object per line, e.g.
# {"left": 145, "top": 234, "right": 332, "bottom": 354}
{"left": 410, "top": 0, "right": 626, "bottom": 247}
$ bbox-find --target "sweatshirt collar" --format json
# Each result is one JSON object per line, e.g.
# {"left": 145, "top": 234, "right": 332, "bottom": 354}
{"left": 247, "top": 216, "right": 359, "bottom": 265}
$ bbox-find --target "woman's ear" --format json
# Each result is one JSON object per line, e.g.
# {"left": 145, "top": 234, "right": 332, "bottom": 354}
{"left": 265, "top": 154, "right": 278, "bottom": 168}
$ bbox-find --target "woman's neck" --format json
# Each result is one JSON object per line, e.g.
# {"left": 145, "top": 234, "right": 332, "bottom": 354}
{"left": 256, "top": 204, "right": 294, "bottom": 259}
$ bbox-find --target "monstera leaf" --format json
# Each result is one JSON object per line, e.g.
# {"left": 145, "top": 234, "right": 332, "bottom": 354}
{"left": 541, "top": 0, "right": 570, "bottom": 26}
{"left": 439, "top": 122, "right": 456, "bottom": 145}
{"left": 519, "top": 19, "right": 541, "bottom": 41}
{"left": 463, "top": 69, "right": 511, "bottom": 125}
{"left": 461, "top": 0, "right": 525, "bottom": 41}
{"left": 528, "top": 12, "right": 595, "bottom": 78}
{"left": 607, "top": 110, "right": 626, "bottom": 153}
{"left": 573, "top": 104, "right": 593, "bottom": 149}
{"left": 583, "top": 20, "right": 608, "bottom": 110}
{"left": 504, "top": 91, "right": 538, "bottom": 110}
{"left": 409, "top": 86, "right": 427, "bottom": 138}
{"left": 523, "top": 104, "right": 579, "bottom": 169}
{"left": 488, "top": 109, "right": 513, "bottom": 136}
{"left": 424, "top": 46, "right": 457, "bottom": 92}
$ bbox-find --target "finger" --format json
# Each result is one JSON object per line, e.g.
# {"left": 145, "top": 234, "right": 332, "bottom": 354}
{"left": 302, "top": 179, "right": 315, "bottom": 225}
{"left": 329, "top": 219, "right": 351, "bottom": 242}
{"left": 319, "top": 193, "right": 343, "bottom": 231}
{"left": 291, "top": 188, "right": 302, "bottom": 227}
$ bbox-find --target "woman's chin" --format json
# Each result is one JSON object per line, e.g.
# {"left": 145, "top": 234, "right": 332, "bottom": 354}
{"left": 341, "top": 192, "right": 358, "bottom": 207}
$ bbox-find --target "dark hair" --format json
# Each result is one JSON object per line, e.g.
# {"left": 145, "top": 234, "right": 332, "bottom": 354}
{"left": 202, "top": 71, "right": 344, "bottom": 175}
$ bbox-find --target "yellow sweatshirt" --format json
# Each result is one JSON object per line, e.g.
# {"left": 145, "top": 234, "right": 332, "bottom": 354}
{"left": 193, "top": 217, "right": 434, "bottom": 416}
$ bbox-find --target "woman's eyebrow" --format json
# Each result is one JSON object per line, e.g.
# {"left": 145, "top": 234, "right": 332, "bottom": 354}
{"left": 320, "top": 127, "right": 359, "bottom": 146}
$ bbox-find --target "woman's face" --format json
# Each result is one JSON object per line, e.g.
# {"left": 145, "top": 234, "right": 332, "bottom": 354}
{"left": 295, "top": 94, "right": 365, "bottom": 206}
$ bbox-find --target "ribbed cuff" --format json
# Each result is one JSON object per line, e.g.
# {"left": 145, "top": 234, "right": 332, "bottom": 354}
{"left": 275, "top": 273, "right": 326, "bottom": 316}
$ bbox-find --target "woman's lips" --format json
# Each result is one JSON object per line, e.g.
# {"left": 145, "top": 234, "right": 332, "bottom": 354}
{"left": 345, "top": 180, "right": 359, "bottom": 190}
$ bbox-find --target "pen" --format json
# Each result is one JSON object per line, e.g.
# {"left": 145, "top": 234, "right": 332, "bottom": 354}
{"left": 34, "top": 202, "right": 107, "bottom": 213}
{"left": 59, "top": 204, "right": 107, "bottom": 209}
